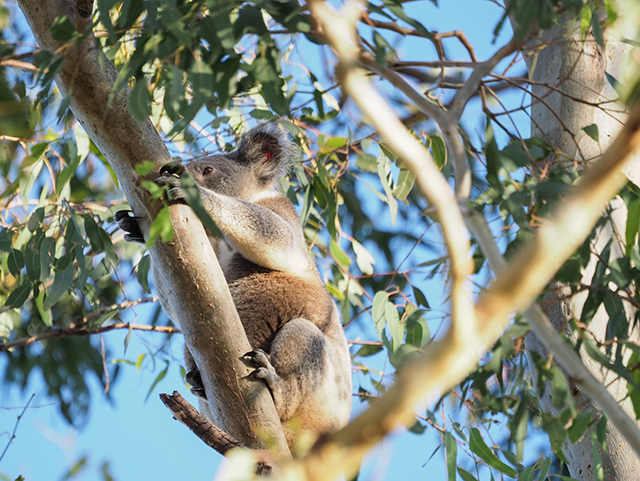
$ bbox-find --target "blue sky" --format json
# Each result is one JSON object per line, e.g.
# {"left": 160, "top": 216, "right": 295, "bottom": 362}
{"left": 0, "top": 1, "right": 530, "bottom": 480}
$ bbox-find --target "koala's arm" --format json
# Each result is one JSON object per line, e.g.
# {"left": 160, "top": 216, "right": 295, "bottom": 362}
{"left": 207, "top": 191, "right": 310, "bottom": 274}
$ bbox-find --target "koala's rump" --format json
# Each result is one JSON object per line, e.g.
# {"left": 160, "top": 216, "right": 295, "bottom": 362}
{"left": 225, "top": 262, "right": 334, "bottom": 353}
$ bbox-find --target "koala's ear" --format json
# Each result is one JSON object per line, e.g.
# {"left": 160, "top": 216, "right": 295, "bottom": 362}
{"left": 237, "top": 122, "right": 301, "bottom": 182}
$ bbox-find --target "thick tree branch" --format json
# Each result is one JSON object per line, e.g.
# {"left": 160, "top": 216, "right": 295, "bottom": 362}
{"left": 16, "top": 0, "right": 289, "bottom": 456}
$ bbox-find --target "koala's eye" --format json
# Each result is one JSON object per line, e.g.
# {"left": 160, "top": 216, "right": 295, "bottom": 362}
{"left": 202, "top": 167, "right": 213, "bottom": 176}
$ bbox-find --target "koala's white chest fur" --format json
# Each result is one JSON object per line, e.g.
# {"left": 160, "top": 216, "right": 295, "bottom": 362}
{"left": 209, "top": 236, "right": 237, "bottom": 272}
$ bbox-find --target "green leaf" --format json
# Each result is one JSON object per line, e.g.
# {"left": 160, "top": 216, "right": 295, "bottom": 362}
{"left": 83, "top": 214, "right": 104, "bottom": 253}
{"left": 413, "top": 286, "right": 430, "bottom": 308}
{"left": 99, "top": 229, "right": 119, "bottom": 267}
{"left": 137, "top": 255, "right": 152, "bottom": 294}
{"left": 5, "top": 278, "right": 32, "bottom": 309}
{"left": 567, "top": 412, "right": 592, "bottom": 444}
{"left": 27, "top": 208, "right": 44, "bottom": 232}
{"left": 8, "top": 249, "right": 24, "bottom": 277}
{"left": 39, "top": 236, "right": 55, "bottom": 282}
{"left": 147, "top": 206, "right": 175, "bottom": 247}
{"left": 352, "top": 239, "right": 375, "bottom": 275}
{"left": 0, "top": 228, "right": 12, "bottom": 252}
{"left": 145, "top": 361, "right": 169, "bottom": 401}
{"left": 135, "top": 160, "right": 156, "bottom": 176}
{"left": 629, "top": 352, "right": 640, "bottom": 418}
{"left": 249, "top": 109, "right": 275, "bottom": 120}
{"left": 408, "top": 419, "right": 426, "bottom": 434}
{"left": 372, "top": 291, "right": 390, "bottom": 342}
{"left": 385, "top": 300, "right": 403, "bottom": 352}
{"left": 626, "top": 198, "right": 640, "bottom": 249}
{"left": 393, "top": 168, "right": 415, "bottom": 202}
{"left": 377, "top": 155, "right": 398, "bottom": 226}
{"left": 541, "top": 411, "right": 568, "bottom": 454}
{"left": 56, "top": 154, "right": 82, "bottom": 196}
{"left": 141, "top": 180, "right": 165, "bottom": 200}
{"left": 25, "top": 239, "right": 41, "bottom": 282}
{"left": 179, "top": 173, "right": 224, "bottom": 239}
{"left": 519, "top": 466, "right": 534, "bottom": 481}
{"left": 384, "top": 3, "right": 433, "bottom": 39}
{"left": 538, "top": 456, "right": 551, "bottom": 481}
{"left": 405, "top": 309, "right": 430, "bottom": 348}
{"left": 355, "top": 344, "right": 383, "bottom": 357}
{"left": 583, "top": 124, "right": 599, "bottom": 142}
{"left": 428, "top": 134, "right": 447, "bottom": 169}
{"left": 50, "top": 15, "right": 76, "bottom": 42}
{"left": 457, "top": 468, "right": 479, "bottom": 481}
{"left": 591, "top": 430, "right": 604, "bottom": 481}
{"left": 468, "top": 428, "right": 517, "bottom": 477}
{"left": 34, "top": 288, "right": 52, "bottom": 327}
{"left": 445, "top": 432, "right": 457, "bottom": 481}
{"left": 43, "top": 263, "right": 75, "bottom": 309}
{"left": 330, "top": 240, "right": 351, "bottom": 268}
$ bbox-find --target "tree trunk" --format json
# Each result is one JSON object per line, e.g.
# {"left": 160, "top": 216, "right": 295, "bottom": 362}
{"left": 16, "top": 0, "right": 290, "bottom": 458}
{"left": 516, "top": 13, "right": 640, "bottom": 479}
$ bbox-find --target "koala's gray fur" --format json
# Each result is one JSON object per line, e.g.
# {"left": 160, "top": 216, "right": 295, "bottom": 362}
{"left": 117, "top": 122, "right": 352, "bottom": 446}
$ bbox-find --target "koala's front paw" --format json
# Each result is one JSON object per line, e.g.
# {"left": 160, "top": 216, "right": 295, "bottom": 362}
{"left": 114, "top": 210, "right": 145, "bottom": 243}
{"left": 155, "top": 175, "right": 185, "bottom": 202}
{"left": 241, "top": 349, "right": 281, "bottom": 392}
{"left": 185, "top": 368, "right": 207, "bottom": 399}
{"left": 156, "top": 161, "right": 187, "bottom": 202}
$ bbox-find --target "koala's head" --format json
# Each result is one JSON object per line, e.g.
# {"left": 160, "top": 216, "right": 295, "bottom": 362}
{"left": 185, "top": 122, "right": 300, "bottom": 200}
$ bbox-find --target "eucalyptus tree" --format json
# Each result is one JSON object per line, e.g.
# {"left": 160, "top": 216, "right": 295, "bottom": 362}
{"left": 2, "top": 0, "right": 640, "bottom": 479}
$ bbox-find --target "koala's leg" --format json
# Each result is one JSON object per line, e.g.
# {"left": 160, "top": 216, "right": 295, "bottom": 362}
{"left": 243, "top": 319, "right": 351, "bottom": 432}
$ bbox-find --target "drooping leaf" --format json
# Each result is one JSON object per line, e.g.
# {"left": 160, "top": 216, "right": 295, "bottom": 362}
{"left": 43, "top": 263, "right": 75, "bottom": 309}
{"left": 468, "top": 428, "right": 517, "bottom": 477}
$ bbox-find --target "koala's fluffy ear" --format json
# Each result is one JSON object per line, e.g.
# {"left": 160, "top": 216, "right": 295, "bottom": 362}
{"left": 236, "top": 122, "right": 301, "bottom": 182}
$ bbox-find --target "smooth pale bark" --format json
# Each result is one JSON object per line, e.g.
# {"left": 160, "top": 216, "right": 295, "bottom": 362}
{"left": 16, "top": 0, "right": 290, "bottom": 456}
{"left": 516, "top": 15, "right": 640, "bottom": 479}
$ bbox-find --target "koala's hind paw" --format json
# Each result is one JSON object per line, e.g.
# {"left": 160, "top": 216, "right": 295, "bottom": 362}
{"left": 185, "top": 368, "right": 207, "bottom": 399}
{"left": 114, "top": 210, "right": 144, "bottom": 243}
{"left": 241, "top": 349, "right": 280, "bottom": 392}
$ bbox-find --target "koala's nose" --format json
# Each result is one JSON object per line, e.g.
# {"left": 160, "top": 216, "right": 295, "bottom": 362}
{"left": 160, "top": 162, "right": 185, "bottom": 177}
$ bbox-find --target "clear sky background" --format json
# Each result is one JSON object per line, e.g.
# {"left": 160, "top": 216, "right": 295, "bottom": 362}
{"left": 0, "top": 1, "right": 532, "bottom": 480}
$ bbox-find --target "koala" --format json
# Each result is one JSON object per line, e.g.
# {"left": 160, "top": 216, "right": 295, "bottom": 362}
{"left": 115, "top": 122, "right": 352, "bottom": 447}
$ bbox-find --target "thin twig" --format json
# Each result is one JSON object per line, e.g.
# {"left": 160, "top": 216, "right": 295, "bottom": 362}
{"left": 449, "top": 38, "right": 519, "bottom": 120}
{"left": 0, "top": 318, "right": 178, "bottom": 352}
{"left": 0, "top": 393, "right": 34, "bottom": 464}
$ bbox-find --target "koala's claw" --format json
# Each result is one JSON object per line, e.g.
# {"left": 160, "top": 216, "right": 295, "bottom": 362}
{"left": 186, "top": 368, "right": 207, "bottom": 399}
{"left": 114, "top": 210, "right": 144, "bottom": 243}
{"left": 241, "top": 349, "right": 279, "bottom": 391}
